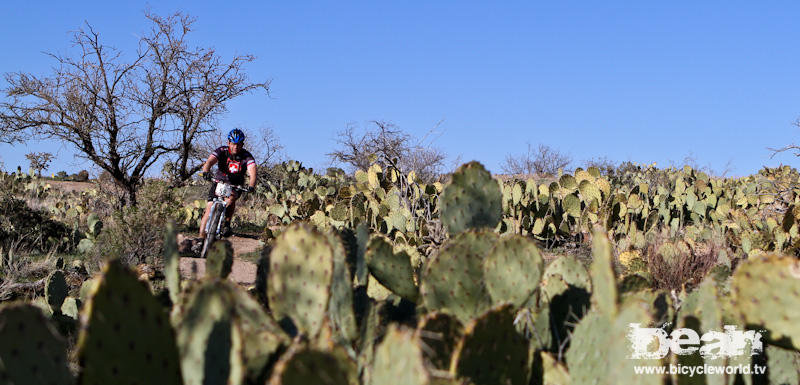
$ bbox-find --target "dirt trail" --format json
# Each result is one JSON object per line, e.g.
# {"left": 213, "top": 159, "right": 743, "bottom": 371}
{"left": 177, "top": 233, "right": 261, "bottom": 285}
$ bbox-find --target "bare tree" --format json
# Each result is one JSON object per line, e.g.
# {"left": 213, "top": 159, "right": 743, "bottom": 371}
{"left": 251, "top": 126, "right": 285, "bottom": 167}
{"left": 24, "top": 152, "right": 54, "bottom": 177}
{"left": 328, "top": 120, "right": 446, "bottom": 182}
{"left": 502, "top": 143, "right": 571, "bottom": 176}
{"left": 0, "top": 12, "right": 268, "bottom": 204}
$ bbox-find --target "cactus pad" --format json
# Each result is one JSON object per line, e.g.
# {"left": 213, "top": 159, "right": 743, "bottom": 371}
{"left": 206, "top": 239, "right": 234, "bottom": 279}
{"left": 175, "top": 281, "right": 245, "bottom": 385}
{"left": 267, "top": 223, "right": 334, "bottom": 337}
{"left": 267, "top": 346, "right": 352, "bottom": 385}
{"left": 45, "top": 269, "right": 68, "bottom": 314}
{"left": 365, "top": 235, "right": 418, "bottom": 301}
{"left": 416, "top": 312, "right": 463, "bottom": 371}
{"left": 439, "top": 161, "right": 502, "bottom": 234}
{"left": 421, "top": 230, "right": 496, "bottom": 323}
{"left": 483, "top": 234, "right": 544, "bottom": 306}
{"left": 369, "top": 326, "right": 430, "bottom": 385}
{"left": 76, "top": 259, "right": 182, "bottom": 385}
{"left": 590, "top": 230, "right": 618, "bottom": 315}
{"left": 0, "top": 303, "right": 71, "bottom": 385}
{"left": 164, "top": 221, "right": 181, "bottom": 304}
{"left": 565, "top": 302, "right": 662, "bottom": 385}
{"left": 325, "top": 230, "right": 358, "bottom": 342}
{"left": 450, "top": 304, "right": 528, "bottom": 385}
{"left": 731, "top": 253, "right": 800, "bottom": 350}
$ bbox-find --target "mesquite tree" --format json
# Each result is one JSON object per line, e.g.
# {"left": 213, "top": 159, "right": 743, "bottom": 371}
{"left": 0, "top": 12, "right": 268, "bottom": 205}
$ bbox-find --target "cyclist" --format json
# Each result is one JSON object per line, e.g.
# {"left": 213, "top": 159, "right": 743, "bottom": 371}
{"left": 198, "top": 129, "right": 257, "bottom": 238}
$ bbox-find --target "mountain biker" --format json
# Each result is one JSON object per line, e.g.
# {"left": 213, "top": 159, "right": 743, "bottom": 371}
{"left": 198, "top": 129, "right": 257, "bottom": 238}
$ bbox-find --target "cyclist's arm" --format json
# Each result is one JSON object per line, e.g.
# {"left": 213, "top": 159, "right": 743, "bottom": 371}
{"left": 246, "top": 163, "right": 257, "bottom": 188}
{"left": 202, "top": 154, "right": 218, "bottom": 174}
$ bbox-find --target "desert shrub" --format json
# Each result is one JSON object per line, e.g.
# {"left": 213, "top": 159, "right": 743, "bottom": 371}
{"left": 89, "top": 181, "right": 181, "bottom": 267}
{"left": 75, "top": 170, "right": 90, "bottom": 182}
{"left": 0, "top": 195, "right": 72, "bottom": 255}
{"left": 645, "top": 237, "right": 719, "bottom": 291}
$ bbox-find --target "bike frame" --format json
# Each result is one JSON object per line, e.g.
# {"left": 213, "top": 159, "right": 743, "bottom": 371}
{"left": 199, "top": 179, "right": 246, "bottom": 259}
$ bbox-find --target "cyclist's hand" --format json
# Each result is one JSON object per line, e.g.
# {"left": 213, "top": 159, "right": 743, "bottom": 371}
{"left": 245, "top": 186, "right": 255, "bottom": 193}
{"left": 201, "top": 171, "right": 212, "bottom": 181}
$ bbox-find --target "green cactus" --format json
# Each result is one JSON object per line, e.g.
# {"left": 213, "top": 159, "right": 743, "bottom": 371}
{"left": 731, "top": 253, "right": 800, "bottom": 350}
{"left": 326, "top": 229, "right": 359, "bottom": 342}
{"left": 365, "top": 235, "right": 418, "bottom": 301}
{"left": 45, "top": 269, "right": 68, "bottom": 315}
{"left": 590, "top": 230, "right": 618, "bottom": 315}
{"left": 765, "top": 345, "right": 800, "bottom": 385}
{"left": 673, "top": 278, "right": 723, "bottom": 385}
{"left": 439, "top": 161, "right": 502, "bottom": 234}
{"left": 369, "top": 325, "right": 430, "bottom": 385}
{"left": 565, "top": 302, "right": 663, "bottom": 385}
{"left": 483, "top": 234, "right": 544, "bottom": 306}
{"left": 175, "top": 281, "right": 246, "bottom": 385}
{"left": 0, "top": 303, "right": 72, "bottom": 385}
{"left": 530, "top": 351, "right": 571, "bottom": 385}
{"left": 206, "top": 239, "right": 234, "bottom": 279}
{"left": 76, "top": 259, "right": 183, "bottom": 385}
{"left": 416, "top": 312, "right": 463, "bottom": 371}
{"left": 541, "top": 254, "right": 591, "bottom": 300}
{"left": 164, "top": 221, "right": 181, "bottom": 304}
{"left": 267, "top": 345, "right": 353, "bottom": 385}
{"left": 420, "top": 230, "right": 496, "bottom": 323}
{"left": 267, "top": 223, "right": 334, "bottom": 337}
{"left": 450, "top": 303, "right": 528, "bottom": 385}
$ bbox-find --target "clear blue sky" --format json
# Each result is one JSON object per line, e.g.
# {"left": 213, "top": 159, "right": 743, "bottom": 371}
{"left": 2, "top": 1, "right": 800, "bottom": 177}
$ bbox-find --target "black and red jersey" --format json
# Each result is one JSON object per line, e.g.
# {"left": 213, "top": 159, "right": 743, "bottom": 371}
{"left": 211, "top": 146, "right": 255, "bottom": 185}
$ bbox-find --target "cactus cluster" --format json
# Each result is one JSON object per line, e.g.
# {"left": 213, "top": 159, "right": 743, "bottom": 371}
{"left": 6, "top": 161, "right": 800, "bottom": 383}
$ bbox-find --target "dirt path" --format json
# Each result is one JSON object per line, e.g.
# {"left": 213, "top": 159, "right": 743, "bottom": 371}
{"left": 177, "top": 233, "right": 261, "bottom": 285}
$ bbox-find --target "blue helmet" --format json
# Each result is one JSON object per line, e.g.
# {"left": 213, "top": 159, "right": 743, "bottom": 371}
{"left": 227, "top": 129, "right": 245, "bottom": 144}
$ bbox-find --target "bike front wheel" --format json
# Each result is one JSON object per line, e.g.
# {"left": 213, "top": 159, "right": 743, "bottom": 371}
{"left": 200, "top": 203, "right": 224, "bottom": 259}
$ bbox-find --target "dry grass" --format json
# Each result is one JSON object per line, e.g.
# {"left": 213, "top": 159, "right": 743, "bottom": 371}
{"left": 645, "top": 237, "right": 720, "bottom": 292}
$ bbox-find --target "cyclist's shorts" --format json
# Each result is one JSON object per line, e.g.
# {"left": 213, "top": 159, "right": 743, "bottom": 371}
{"left": 206, "top": 182, "right": 241, "bottom": 202}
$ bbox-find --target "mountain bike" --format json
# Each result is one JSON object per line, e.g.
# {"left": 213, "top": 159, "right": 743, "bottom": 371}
{"left": 199, "top": 179, "right": 248, "bottom": 259}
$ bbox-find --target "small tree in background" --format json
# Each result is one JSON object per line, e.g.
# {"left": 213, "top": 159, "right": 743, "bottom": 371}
{"left": 502, "top": 143, "right": 571, "bottom": 177}
{"left": 24, "top": 152, "right": 54, "bottom": 177}
{"left": 328, "top": 121, "right": 446, "bottom": 182}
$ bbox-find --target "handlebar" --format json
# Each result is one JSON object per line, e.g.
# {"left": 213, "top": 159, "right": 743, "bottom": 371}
{"left": 212, "top": 178, "right": 251, "bottom": 192}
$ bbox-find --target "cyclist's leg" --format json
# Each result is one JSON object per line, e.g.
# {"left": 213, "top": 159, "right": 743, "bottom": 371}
{"left": 199, "top": 201, "right": 214, "bottom": 238}
{"left": 199, "top": 182, "right": 217, "bottom": 238}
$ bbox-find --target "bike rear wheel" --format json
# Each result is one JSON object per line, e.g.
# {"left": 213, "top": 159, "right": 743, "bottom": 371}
{"left": 200, "top": 203, "right": 224, "bottom": 259}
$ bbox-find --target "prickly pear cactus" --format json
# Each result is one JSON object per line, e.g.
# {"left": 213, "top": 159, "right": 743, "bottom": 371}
{"left": 450, "top": 304, "right": 529, "bottom": 385}
{"left": 565, "top": 302, "right": 662, "bottom": 385}
{"left": 541, "top": 254, "right": 591, "bottom": 300}
{"left": 483, "top": 234, "right": 544, "bottom": 306}
{"left": 765, "top": 345, "right": 800, "bottom": 385}
{"left": 267, "top": 345, "right": 352, "bottom": 385}
{"left": 365, "top": 235, "right": 418, "bottom": 301}
{"left": 164, "top": 221, "right": 181, "bottom": 304}
{"left": 45, "top": 269, "right": 68, "bottom": 314}
{"left": 532, "top": 351, "right": 571, "bottom": 385}
{"left": 0, "top": 303, "right": 71, "bottom": 385}
{"left": 76, "top": 259, "right": 183, "bottom": 385}
{"left": 175, "top": 281, "right": 245, "bottom": 385}
{"left": 326, "top": 230, "right": 359, "bottom": 342}
{"left": 731, "top": 253, "right": 800, "bottom": 350}
{"left": 416, "top": 312, "right": 463, "bottom": 371}
{"left": 267, "top": 223, "right": 334, "bottom": 337}
{"left": 369, "top": 326, "right": 430, "bottom": 385}
{"left": 589, "top": 230, "right": 618, "bottom": 315}
{"left": 206, "top": 239, "right": 234, "bottom": 279}
{"left": 421, "top": 230, "right": 496, "bottom": 323}
{"left": 439, "top": 161, "right": 502, "bottom": 234}
{"left": 227, "top": 282, "right": 289, "bottom": 382}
